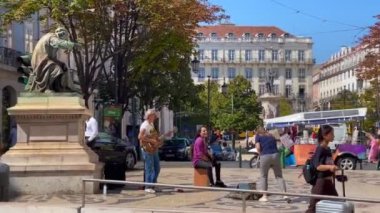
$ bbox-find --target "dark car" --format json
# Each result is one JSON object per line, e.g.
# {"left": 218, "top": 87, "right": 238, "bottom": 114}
{"left": 159, "top": 138, "right": 191, "bottom": 161}
{"left": 90, "top": 132, "right": 137, "bottom": 170}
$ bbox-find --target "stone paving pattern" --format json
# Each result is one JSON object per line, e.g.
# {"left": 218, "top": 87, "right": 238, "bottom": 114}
{"left": 2, "top": 162, "right": 380, "bottom": 212}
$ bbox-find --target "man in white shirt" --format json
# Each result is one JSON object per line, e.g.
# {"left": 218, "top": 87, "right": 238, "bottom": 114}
{"left": 85, "top": 116, "right": 98, "bottom": 147}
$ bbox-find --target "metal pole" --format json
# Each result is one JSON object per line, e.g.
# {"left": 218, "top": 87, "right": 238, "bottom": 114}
{"left": 242, "top": 193, "right": 247, "bottom": 213}
{"left": 238, "top": 145, "right": 242, "bottom": 168}
{"left": 207, "top": 75, "right": 211, "bottom": 136}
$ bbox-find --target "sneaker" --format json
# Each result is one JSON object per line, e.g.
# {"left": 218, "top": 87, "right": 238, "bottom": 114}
{"left": 259, "top": 195, "right": 268, "bottom": 202}
{"left": 283, "top": 196, "right": 289, "bottom": 200}
{"left": 144, "top": 188, "right": 156, "bottom": 193}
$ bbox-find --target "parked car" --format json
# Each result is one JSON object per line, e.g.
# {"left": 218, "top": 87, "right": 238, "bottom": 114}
{"left": 89, "top": 132, "right": 137, "bottom": 170}
{"left": 159, "top": 138, "right": 191, "bottom": 161}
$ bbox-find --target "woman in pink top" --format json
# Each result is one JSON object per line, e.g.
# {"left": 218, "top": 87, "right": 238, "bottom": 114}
{"left": 366, "top": 132, "right": 380, "bottom": 163}
{"left": 192, "top": 126, "right": 226, "bottom": 187}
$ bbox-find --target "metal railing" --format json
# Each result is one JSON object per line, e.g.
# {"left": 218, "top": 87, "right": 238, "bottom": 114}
{"left": 0, "top": 46, "right": 22, "bottom": 68}
{"left": 82, "top": 179, "right": 380, "bottom": 213}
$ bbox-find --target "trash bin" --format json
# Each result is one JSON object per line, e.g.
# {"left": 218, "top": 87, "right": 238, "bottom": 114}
{"left": 0, "top": 162, "right": 9, "bottom": 201}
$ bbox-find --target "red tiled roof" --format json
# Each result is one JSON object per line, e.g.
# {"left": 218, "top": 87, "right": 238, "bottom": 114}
{"left": 196, "top": 24, "right": 291, "bottom": 38}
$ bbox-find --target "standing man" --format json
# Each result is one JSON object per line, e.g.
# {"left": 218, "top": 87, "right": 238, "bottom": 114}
{"left": 85, "top": 116, "right": 98, "bottom": 147}
{"left": 139, "top": 109, "right": 172, "bottom": 193}
{"left": 139, "top": 109, "right": 161, "bottom": 193}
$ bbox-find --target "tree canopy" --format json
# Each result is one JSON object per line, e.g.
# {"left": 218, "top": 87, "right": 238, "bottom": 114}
{"left": 198, "top": 76, "right": 263, "bottom": 133}
{"left": 1, "top": 0, "right": 226, "bottom": 111}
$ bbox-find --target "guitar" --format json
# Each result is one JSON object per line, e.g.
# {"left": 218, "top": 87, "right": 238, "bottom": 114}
{"left": 141, "top": 128, "right": 174, "bottom": 154}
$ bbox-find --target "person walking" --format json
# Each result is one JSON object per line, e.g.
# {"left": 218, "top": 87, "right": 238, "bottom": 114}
{"left": 85, "top": 116, "right": 98, "bottom": 147}
{"left": 306, "top": 125, "right": 339, "bottom": 213}
{"left": 365, "top": 132, "right": 380, "bottom": 163}
{"left": 192, "top": 126, "right": 226, "bottom": 187}
{"left": 255, "top": 127, "right": 287, "bottom": 202}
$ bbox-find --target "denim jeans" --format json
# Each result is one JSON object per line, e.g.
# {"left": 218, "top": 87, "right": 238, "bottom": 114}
{"left": 142, "top": 150, "right": 160, "bottom": 187}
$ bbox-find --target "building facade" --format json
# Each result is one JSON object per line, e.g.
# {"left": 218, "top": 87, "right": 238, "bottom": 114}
{"left": 193, "top": 24, "right": 314, "bottom": 112}
{"left": 313, "top": 46, "right": 371, "bottom": 110}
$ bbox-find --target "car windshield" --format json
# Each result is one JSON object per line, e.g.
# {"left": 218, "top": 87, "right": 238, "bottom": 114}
{"left": 97, "top": 132, "right": 118, "bottom": 143}
{"left": 164, "top": 139, "right": 186, "bottom": 147}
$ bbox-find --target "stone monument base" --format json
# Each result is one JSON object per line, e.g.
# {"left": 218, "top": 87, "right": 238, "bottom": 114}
{"left": 0, "top": 93, "right": 103, "bottom": 196}
{"left": 259, "top": 93, "right": 281, "bottom": 119}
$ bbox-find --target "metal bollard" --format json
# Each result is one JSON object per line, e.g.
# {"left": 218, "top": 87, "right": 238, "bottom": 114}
{"left": 239, "top": 145, "right": 242, "bottom": 168}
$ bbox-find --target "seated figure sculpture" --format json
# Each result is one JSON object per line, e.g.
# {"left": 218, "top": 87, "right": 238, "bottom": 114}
{"left": 28, "top": 27, "right": 81, "bottom": 93}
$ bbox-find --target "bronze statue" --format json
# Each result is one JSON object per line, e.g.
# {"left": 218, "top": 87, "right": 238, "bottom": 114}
{"left": 27, "top": 27, "right": 81, "bottom": 93}
{"left": 265, "top": 69, "right": 275, "bottom": 94}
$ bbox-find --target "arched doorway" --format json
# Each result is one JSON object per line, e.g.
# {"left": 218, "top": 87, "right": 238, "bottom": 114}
{"left": 2, "top": 86, "right": 17, "bottom": 147}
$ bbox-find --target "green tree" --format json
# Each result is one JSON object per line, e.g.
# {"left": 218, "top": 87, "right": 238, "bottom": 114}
{"left": 359, "top": 88, "right": 377, "bottom": 130}
{"left": 330, "top": 90, "right": 360, "bottom": 110}
{"left": 278, "top": 98, "right": 293, "bottom": 116}
{"left": 198, "top": 76, "right": 262, "bottom": 132}
{"left": 1, "top": 0, "right": 226, "bottom": 111}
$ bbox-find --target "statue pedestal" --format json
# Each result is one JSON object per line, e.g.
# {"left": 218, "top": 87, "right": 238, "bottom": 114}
{"left": 0, "top": 93, "right": 103, "bottom": 196}
{"left": 259, "top": 93, "right": 281, "bottom": 119}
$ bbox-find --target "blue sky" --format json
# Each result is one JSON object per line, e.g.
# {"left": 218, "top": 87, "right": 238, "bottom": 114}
{"left": 209, "top": 0, "right": 380, "bottom": 63}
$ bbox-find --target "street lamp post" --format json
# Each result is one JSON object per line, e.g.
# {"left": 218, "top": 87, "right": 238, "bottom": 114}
{"left": 207, "top": 75, "right": 211, "bottom": 138}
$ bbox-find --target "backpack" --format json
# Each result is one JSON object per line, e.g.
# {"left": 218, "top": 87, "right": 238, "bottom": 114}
{"left": 302, "top": 157, "right": 317, "bottom": 185}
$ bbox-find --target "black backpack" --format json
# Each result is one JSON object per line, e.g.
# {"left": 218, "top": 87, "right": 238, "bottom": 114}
{"left": 303, "top": 157, "right": 317, "bottom": 185}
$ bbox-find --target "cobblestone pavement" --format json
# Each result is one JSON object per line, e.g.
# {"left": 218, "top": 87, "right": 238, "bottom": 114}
{"left": 7, "top": 164, "right": 380, "bottom": 213}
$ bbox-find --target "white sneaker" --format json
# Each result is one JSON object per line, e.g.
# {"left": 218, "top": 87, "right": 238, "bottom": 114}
{"left": 259, "top": 195, "right": 268, "bottom": 202}
{"left": 283, "top": 196, "right": 289, "bottom": 200}
{"left": 144, "top": 188, "right": 156, "bottom": 193}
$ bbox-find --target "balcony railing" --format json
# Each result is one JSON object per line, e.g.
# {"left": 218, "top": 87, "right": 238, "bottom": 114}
{"left": 0, "top": 46, "right": 22, "bottom": 68}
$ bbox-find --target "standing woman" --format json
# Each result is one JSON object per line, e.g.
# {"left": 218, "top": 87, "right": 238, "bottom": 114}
{"left": 192, "top": 126, "right": 226, "bottom": 187}
{"left": 365, "top": 132, "right": 380, "bottom": 163}
{"left": 255, "top": 127, "right": 287, "bottom": 202}
{"left": 306, "top": 125, "right": 339, "bottom": 213}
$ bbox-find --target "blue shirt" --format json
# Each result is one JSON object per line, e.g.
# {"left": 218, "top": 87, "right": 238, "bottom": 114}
{"left": 256, "top": 135, "right": 278, "bottom": 155}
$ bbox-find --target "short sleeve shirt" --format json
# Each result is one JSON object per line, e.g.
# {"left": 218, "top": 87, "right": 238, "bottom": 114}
{"left": 256, "top": 135, "right": 278, "bottom": 155}
{"left": 312, "top": 146, "right": 334, "bottom": 178}
{"left": 139, "top": 120, "right": 154, "bottom": 137}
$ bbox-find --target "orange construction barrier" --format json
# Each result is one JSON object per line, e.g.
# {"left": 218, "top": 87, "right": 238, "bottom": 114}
{"left": 294, "top": 144, "right": 317, "bottom": 166}
{"left": 193, "top": 168, "right": 209, "bottom": 186}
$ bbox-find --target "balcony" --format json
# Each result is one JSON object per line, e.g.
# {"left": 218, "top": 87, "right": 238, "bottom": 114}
{"left": 0, "top": 46, "right": 22, "bottom": 68}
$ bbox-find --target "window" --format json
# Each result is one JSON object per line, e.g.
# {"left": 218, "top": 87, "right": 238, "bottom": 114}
{"left": 258, "top": 33, "right": 264, "bottom": 38}
{"left": 283, "top": 33, "right": 290, "bottom": 38}
{"left": 198, "top": 67, "right": 205, "bottom": 81}
{"left": 273, "top": 85, "right": 279, "bottom": 95}
{"left": 299, "top": 85, "right": 305, "bottom": 98}
{"left": 245, "top": 68, "right": 253, "bottom": 79}
{"left": 259, "top": 68, "right": 266, "bottom": 81}
{"left": 272, "top": 50, "right": 278, "bottom": 61}
{"left": 352, "top": 83, "right": 355, "bottom": 91}
{"left": 245, "top": 49, "right": 252, "bottom": 61}
{"left": 285, "top": 68, "right": 292, "bottom": 79}
{"left": 198, "top": 49, "right": 204, "bottom": 60}
{"left": 271, "top": 33, "right": 277, "bottom": 39}
{"left": 298, "top": 50, "right": 305, "bottom": 62}
{"left": 211, "top": 32, "right": 217, "bottom": 39}
{"left": 259, "top": 50, "right": 265, "bottom": 62}
{"left": 211, "top": 49, "right": 218, "bottom": 61}
{"left": 244, "top": 33, "right": 251, "bottom": 40}
{"left": 285, "top": 85, "right": 292, "bottom": 98}
{"left": 299, "top": 68, "right": 305, "bottom": 82}
{"left": 259, "top": 84, "right": 266, "bottom": 95}
{"left": 227, "top": 32, "right": 234, "bottom": 39}
{"left": 285, "top": 50, "right": 292, "bottom": 61}
{"left": 211, "top": 67, "right": 219, "bottom": 79}
{"left": 228, "top": 67, "right": 236, "bottom": 79}
{"left": 228, "top": 49, "right": 235, "bottom": 61}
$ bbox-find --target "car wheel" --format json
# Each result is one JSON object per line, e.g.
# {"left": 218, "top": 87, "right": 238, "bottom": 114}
{"left": 125, "top": 151, "right": 136, "bottom": 170}
{"left": 337, "top": 157, "right": 356, "bottom": 170}
{"left": 249, "top": 155, "right": 260, "bottom": 168}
